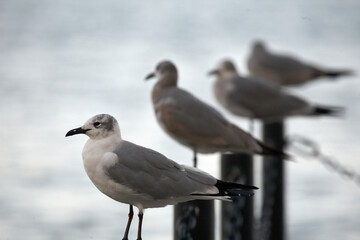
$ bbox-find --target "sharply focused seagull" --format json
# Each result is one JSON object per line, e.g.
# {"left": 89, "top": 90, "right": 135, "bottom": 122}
{"left": 66, "top": 114, "right": 258, "bottom": 240}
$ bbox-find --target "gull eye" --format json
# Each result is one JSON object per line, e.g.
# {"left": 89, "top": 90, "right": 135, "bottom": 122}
{"left": 94, "top": 121, "right": 101, "bottom": 128}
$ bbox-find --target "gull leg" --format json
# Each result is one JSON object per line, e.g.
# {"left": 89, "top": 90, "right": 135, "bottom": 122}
{"left": 136, "top": 211, "right": 144, "bottom": 240}
{"left": 193, "top": 148, "right": 198, "bottom": 168}
{"left": 122, "top": 205, "right": 134, "bottom": 240}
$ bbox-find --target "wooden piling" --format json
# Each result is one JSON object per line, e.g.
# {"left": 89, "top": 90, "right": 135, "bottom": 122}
{"left": 221, "top": 153, "right": 254, "bottom": 240}
{"left": 174, "top": 200, "right": 214, "bottom": 240}
{"left": 260, "top": 121, "right": 286, "bottom": 240}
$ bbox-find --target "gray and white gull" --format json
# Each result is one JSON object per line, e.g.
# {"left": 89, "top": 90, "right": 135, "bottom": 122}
{"left": 210, "top": 59, "right": 343, "bottom": 123}
{"left": 146, "top": 60, "right": 288, "bottom": 167}
{"left": 66, "top": 114, "right": 258, "bottom": 240}
{"left": 247, "top": 40, "right": 353, "bottom": 86}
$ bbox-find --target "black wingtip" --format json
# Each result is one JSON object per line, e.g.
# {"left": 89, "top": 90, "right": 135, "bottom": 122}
{"left": 190, "top": 180, "right": 258, "bottom": 199}
{"left": 216, "top": 180, "right": 258, "bottom": 191}
{"left": 313, "top": 106, "right": 345, "bottom": 117}
{"left": 325, "top": 70, "right": 354, "bottom": 78}
{"left": 215, "top": 180, "right": 258, "bottom": 198}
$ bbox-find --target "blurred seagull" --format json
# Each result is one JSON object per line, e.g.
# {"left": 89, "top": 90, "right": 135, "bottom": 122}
{"left": 65, "top": 114, "right": 258, "bottom": 240}
{"left": 145, "top": 60, "right": 288, "bottom": 167}
{"left": 210, "top": 59, "right": 343, "bottom": 124}
{"left": 247, "top": 40, "right": 353, "bottom": 86}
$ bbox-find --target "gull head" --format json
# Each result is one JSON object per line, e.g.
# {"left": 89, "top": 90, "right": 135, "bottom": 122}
{"left": 65, "top": 114, "right": 121, "bottom": 140}
{"left": 252, "top": 40, "right": 267, "bottom": 54}
{"left": 145, "top": 60, "right": 178, "bottom": 87}
{"left": 208, "top": 59, "right": 238, "bottom": 80}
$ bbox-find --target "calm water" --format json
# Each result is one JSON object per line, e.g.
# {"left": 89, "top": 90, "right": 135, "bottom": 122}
{"left": 1, "top": 0, "right": 360, "bottom": 239}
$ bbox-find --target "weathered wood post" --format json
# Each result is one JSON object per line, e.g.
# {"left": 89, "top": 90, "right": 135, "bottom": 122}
{"left": 174, "top": 200, "right": 214, "bottom": 240}
{"left": 221, "top": 153, "right": 254, "bottom": 240}
{"left": 260, "top": 121, "right": 286, "bottom": 240}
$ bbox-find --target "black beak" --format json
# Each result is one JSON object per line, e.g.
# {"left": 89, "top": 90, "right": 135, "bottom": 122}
{"left": 208, "top": 69, "right": 219, "bottom": 76}
{"left": 145, "top": 72, "right": 155, "bottom": 80}
{"left": 65, "top": 127, "right": 89, "bottom": 137}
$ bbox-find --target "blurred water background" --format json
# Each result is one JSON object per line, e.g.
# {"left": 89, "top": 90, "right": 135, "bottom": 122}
{"left": 0, "top": 0, "right": 359, "bottom": 239}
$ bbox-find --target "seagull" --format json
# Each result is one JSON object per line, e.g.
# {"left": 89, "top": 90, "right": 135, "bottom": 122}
{"left": 210, "top": 59, "right": 343, "bottom": 124}
{"left": 65, "top": 114, "right": 258, "bottom": 240}
{"left": 247, "top": 40, "right": 353, "bottom": 86}
{"left": 145, "top": 60, "right": 288, "bottom": 167}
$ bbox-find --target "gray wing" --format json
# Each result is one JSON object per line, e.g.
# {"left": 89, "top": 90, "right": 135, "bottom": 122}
{"left": 226, "top": 75, "right": 309, "bottom": 119}
{"left": 105, "top": 141, "right": 217, "bottom": 199}
{"left": 263, "top": 52, "right": 312, "bottom": 72}
{"left": 155, "top": 88, "right": 235, "bottom": 147}
{"left": 256, "top": 52, "right": 319, "bottom": 85}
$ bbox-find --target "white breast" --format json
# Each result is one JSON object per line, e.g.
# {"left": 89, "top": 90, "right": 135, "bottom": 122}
{"left": 82, "top": 139, "right": 154, "bottom": 209}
